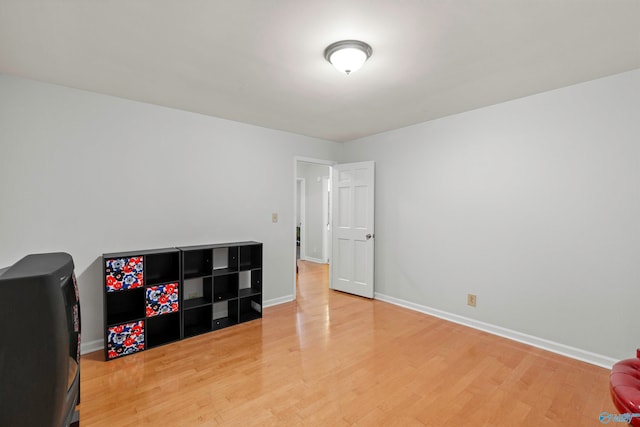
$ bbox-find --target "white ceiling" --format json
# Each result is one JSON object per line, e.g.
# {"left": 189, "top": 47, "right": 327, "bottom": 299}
{"left": 0, "top": 1, "right": 638, "bottom": 142}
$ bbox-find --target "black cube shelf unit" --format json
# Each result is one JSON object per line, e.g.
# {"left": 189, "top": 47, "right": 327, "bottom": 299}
{"left": 103, "top": 241, "right": 262, "bottom": 361}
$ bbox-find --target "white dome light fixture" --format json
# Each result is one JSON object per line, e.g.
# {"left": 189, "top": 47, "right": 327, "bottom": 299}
{"left": 324, "top": 40, "right": 372, "bottom": 75}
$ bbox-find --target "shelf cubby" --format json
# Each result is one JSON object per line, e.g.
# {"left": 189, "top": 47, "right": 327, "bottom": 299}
{"left": 145, "top": 283, "right": 179, "bottom": 317}
{"left": 238, "top": 269, "right": 262, "bottom": 298}
{"left": 183, "top": 305, "right": 212, "bottom": 338}
{"left": 106, "top": 320, "right": 145, "bottom": 359}
{"left": 105, "top": 288, "right": 145, "bottom": 326}
{"left": 182, "top": 249, "right": 212, "bottom": 279}
{"left": 213, "top": 300, "right": 238, "bottom": 330}
{"left": 146, "top": 251, "right": 180, "bottom": 285}
{"left": 213, "top": 247, "right": 239, "bottom": 276}
{"left": 214, "top": 274, "right": 239, "bottom": 301}
{"left": 183, "top": 277, "right": 212, "bottom": 309}
{"left": 239, "top": 244, "right": 262, "bottom": 271}
{"left": 146, "top": 312, "right": 181, "bottom": 347}
{"left": 105, "top": 256, "right": 144, "bottom": 291}
{"left": 239, "top": 295, "right": 262, "bottom": 323}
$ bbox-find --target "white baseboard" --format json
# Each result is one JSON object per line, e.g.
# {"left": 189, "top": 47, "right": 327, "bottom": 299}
{"left": 375, "top": 292, "right": 617, "bottom": 369}
{"left": 302, "top": 256, "right": 327, "bottom": 264}
{"left": 263, "top": 295, "right": 295, "bottom": 308}
{"left": 81, "top": 339, "right": 104, "bottom": 355}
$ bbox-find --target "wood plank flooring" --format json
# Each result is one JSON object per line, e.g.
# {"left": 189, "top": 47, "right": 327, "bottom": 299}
{"left": 80, "top": 261, "right": 616, "bottom": 426}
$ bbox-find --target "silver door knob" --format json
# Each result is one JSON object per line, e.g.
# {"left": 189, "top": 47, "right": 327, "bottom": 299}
{"left": 366, "top": 234, "right": 373, "bottom": 240}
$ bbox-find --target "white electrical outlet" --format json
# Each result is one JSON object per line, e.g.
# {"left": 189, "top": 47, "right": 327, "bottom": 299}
{"left": 467, "top": 294, "right": 477, "bottom": 307}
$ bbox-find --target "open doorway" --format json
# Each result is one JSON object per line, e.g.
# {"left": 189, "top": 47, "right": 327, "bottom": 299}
{"left": 294, "top": 158, "right": 376, "bottom": 300}
{"left": 294, "top": 158, "right": 333, "bottom": 297}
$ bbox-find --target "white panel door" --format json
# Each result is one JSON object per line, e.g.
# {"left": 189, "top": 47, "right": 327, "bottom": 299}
{"left": 331, "top": 161, "right": 375, "bottom": 298}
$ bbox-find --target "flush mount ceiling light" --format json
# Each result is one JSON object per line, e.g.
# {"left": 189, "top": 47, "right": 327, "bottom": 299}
{"left": 324, "top": 40, "right": 373, "bottom": 75}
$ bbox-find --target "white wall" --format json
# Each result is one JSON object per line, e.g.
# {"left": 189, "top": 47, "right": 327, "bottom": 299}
{"left": 341, "top": 70, "right": 640, "bottom": 362}
{"left": 296, "top": 162, "right": 330, "bottom": 262}
{"left": 0, "top": 74, "right": 340, "bottom": 352}
{"left": 2, "top": 70, "right": 637, "bottom": 363}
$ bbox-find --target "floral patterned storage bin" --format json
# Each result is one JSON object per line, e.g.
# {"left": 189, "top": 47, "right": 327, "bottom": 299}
{"left": 107, "top": 321, "right": 145, "bottom": 359}
{"left": 105, "top": 257, "right": 144, "bottom": 292}
{"left": 146, "top": 283, "right": 179, "bottom": 317}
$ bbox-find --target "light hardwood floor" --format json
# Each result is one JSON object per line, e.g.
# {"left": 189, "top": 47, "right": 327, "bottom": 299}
{"left": 80, "top": 261, "right": 615, "bottom": 426}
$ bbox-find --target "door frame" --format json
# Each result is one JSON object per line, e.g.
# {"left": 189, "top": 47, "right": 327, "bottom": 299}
{"left": 322, "top": 175, "right": 331, "bottom": 264}
{"left": 293, "top": 156, "right": 336, "bottom": 299}
{"left": 296, "top": 177, "right": 306, "bottom": 262}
